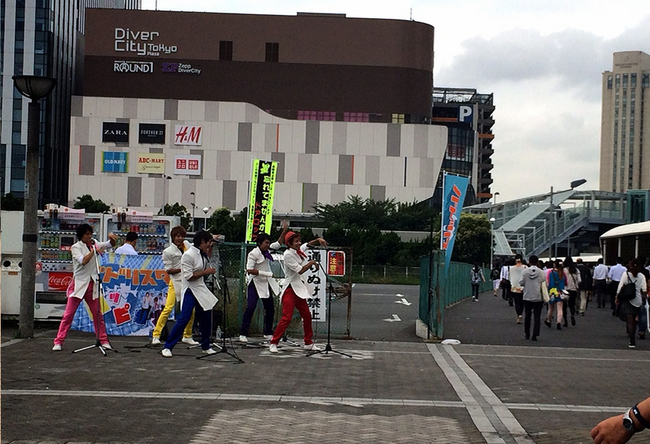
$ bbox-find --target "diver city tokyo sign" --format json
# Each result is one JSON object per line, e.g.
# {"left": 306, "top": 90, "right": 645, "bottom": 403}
{"left": 114, "top": 28, "right": 177, "bottom": 57}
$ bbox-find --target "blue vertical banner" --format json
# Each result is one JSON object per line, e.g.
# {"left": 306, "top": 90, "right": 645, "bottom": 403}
{"left": 440, "top": 172, "right": 469, "bottom": 273}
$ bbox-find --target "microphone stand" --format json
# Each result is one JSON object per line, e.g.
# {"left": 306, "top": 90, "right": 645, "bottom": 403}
{"left": 197, "top": 243, "right": 243, "bottom": 363}
{"left": 307, "top": 260, "right": 351, "bottom": 358}
{"left": 73, "top": 241, "right": 118, "bottom": 356}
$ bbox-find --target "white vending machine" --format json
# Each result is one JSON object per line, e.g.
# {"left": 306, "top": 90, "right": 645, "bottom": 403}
{"left": 103, "top": 209, "right": 179, "bottom": 255}
{"left": 34, "top": 207, "right": 104, "bottom": 320}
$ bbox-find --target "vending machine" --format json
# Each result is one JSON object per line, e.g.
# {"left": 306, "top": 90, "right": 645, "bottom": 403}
{"left": 34, "top": 206, "right": 104, "bottom": 320}
{"left": 103, "top": 209, "right": 179, "bottom": 254}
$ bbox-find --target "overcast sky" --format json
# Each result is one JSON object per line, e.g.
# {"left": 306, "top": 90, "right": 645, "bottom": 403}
{"left": 142, "top": 0, "right": 650, "bottom": 202}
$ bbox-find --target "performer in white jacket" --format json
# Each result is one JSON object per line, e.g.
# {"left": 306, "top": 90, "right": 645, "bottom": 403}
{"left": 162, "top": 230, "right": 218, "bottom": 357}
{"left": 151, "top": 225, "right": 197, "bottom": 346}
{"left": 52, "top": 224, "right": 117, "bottom": 351}
{"left": 269, "top": 230, "right": 328, "bottom": 353}
{"left": 239, "top": 222, "right": 288, "bottom": 343}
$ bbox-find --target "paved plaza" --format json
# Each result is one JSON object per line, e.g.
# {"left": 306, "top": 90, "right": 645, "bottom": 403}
{"left": 3, "top": 287, "right": 650, "bottom": 443}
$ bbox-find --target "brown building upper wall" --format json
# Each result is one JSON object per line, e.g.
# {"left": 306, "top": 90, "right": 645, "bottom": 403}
{"left": 85, "top": 9, "right": 434, "bottom": 71}
{"left": 83, "top": 9, "right": 434, "bottom": 119}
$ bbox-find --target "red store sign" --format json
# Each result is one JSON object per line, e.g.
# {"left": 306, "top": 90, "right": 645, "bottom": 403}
{"left": 48, "top": 272, "right": 73, "bottom": 291}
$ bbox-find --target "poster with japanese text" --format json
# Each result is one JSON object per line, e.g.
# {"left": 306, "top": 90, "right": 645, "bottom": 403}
{"left": 70, "top": 253, "right": 170, "bottom": 336}
{"left": 246, "top": 159, "right": 278, "bottom": 242}
{"left": 304, "top": 249, "right": 327, "bottom": 323}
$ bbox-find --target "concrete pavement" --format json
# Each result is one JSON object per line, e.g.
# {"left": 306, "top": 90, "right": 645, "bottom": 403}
{"left": 3, "top": 289, "right": 650, "bottom": 443}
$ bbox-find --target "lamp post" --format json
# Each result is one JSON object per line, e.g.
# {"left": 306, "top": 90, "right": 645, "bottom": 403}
{"left": 190, "top": 192, "right": 196, "bottom": 231}
{"left": 13, "top": 75, "right": 56, "bottom": 338}
{"left": 161, "top": 175, "right": 172, "bottom": 213}
{"left": 202, "top": 206, "right": 212, "bottom": 231}
{"left": 489, "top": 217, "right": 496, "bottom": 269}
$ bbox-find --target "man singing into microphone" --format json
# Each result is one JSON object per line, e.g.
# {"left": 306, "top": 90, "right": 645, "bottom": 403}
{"left": 269, "top": 230, "right": 327, "bottom": 353}
{"left": 52, "top": 224, "right": 117, "bottom": 351}
{"left": 161, "top": 230, "right": 219, "bottom": 357}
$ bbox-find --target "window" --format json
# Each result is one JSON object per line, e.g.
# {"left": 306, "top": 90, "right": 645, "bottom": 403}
{"left": 344, "top": 112, "right": 369, "bottom": 122}
{"left": 607, "top": 75, "right": 613, "bottom": 89}
{"left": 297, "top": 110, "right": 335, "bottom": 121}
{"left": 623, "top": 74, "right": 628, "bottom": 88}
{"left": 219, "top": 40, "right": 233, "bottom": 61}
{"left": 615, "top": 74, "right": 621, "bottom": 88}
{"left": 643, "top": 74, "right": 649, "bottom": 88}
{"left": 392, "top": 113, "right": 405, "bottom": 124}
{"left": 265, "top": 42, "right": 279, "bottom": 62}
{"left": 631, "top": 73, "right": 637, "bottom": 89}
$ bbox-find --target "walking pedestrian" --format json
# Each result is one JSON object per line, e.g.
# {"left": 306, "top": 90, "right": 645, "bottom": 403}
{"left": 545, "top": 259, "right": 567, "bottom": 330}
{"left": 563, "top": 257, "right": 581, "bottom": 327}
{"left": 470, "top": 262, "right": 485, "bottom": 302}
{"left": 593, "top": 258, "right": 608, "bottom": 308}
{"left": 637, "top": 257, "right": 649, "bottom": 340}
{"left": 576, "top": 258, "right": 593, "bottom": 315}
{"left": 509, "top": 254, "right": 527, "bottom": 324}
{"left": 616, "top": 258, "right": 647, "bottom": 349}
{"left": 609, "top": 257, "right": 627, "bottom": 315}
{"left": 520, "top": 255, "right": 549, "bottom": 341}
{"left": 490, "top": 265, "right": 501, "bottom": 297}
{"left": 500, "top": 260, "right": 511, "bottom": 301}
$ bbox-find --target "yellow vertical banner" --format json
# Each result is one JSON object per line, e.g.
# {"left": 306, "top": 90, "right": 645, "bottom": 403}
{"left": 246, "top": 159, "right": 278, "bottom": 242}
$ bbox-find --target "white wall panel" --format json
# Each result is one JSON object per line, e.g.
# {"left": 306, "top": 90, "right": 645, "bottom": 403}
{"left": 401, "top": 125, "right": 415, "bottom": 158}
{"left": 319, "top": 121, "right": 334, "bottom": 155}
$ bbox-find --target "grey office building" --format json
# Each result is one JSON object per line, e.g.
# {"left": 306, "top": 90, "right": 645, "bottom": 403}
{"left": 0, "top": 0, "right": 140, "bottom": 206}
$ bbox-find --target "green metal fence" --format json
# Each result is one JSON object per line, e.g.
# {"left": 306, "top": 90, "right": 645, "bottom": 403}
{"left": 418, "top": 252, "right": 492, "bottom": 339}
{"left": 213, "top": 242, "right": 352, "bottom": 340}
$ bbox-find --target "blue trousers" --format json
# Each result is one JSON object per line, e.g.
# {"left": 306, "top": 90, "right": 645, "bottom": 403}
{"left": 164, "top": 289, "right": 213, "bottom": 351}
{"left": 240, "top": 282, "right": 275, "bottom": 336}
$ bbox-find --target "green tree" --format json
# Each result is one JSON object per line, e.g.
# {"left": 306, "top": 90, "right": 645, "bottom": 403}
{"left": 1, "top": 193, "right": 24, "bottom": 211}
{"left": 73, "top": 194, "right": 110, "bottom": 213}
{"left": 206, "top": 207, "right": 247, "bottom": 242}
{"left": 159, "top": 203, "right": 191, "bottom": 229}
{"left": 450, "top": 213, "right": 491, "bottom": 265}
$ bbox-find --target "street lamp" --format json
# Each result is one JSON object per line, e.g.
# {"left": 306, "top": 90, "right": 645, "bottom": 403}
{"left": 489, "top": 217, "right": 496, "bottom": 269}
{"left": 202, "top": 206, "right": 212, "bottom": 231}
{"left": 13, "top": 75, "right": 56, "bottom": 338}
{"left": 161, "top": 175, "right": 172, "bottom": 213}
{"left": 190, "top": 192, "right": 196, "bottom": 231}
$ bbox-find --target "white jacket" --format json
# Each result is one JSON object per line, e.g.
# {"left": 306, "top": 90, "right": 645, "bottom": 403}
{"left": 246, "top": 242, "right": 281, "bottom": 298}
{"left": 180, "top": 245, "right": 218, "bottom": 311}
{"left": 280, "top": 244, "right": 313, "bottom": 300}
{"left": 70, "top": 239, "right": 113, "bottom": 300}
{"left": 162, "top": 240, "right": 192, "bottom": 292}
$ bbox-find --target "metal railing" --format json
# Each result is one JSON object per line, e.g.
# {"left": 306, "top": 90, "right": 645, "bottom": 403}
{"left": 419, "top": 252, "right": 492, "bottom": 338}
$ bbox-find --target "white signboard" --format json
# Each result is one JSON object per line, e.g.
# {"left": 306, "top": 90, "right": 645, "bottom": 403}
{"left": 304, "top": 249, "right": 327, "bottom": 323}
{"left": 174, "top": 125, "right": 202, "bottom": 146}
{"left": 174, "top": 154, "right": 202, "bottom": 176}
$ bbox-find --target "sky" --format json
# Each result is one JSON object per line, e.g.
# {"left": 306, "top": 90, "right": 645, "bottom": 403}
{"left": 142, "top": 0, "right": 650, "bottom": 202}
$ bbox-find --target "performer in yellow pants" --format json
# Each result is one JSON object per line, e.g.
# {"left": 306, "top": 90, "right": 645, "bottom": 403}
{"left": 152, "top": 225, "right": 197, "bottom": 345}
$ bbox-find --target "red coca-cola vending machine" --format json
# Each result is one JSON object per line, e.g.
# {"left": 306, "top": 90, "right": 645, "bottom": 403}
{"left": 34, "top": 205, "right": 103, "bottom": 320}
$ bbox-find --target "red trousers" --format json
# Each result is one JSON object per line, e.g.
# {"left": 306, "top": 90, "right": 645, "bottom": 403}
{"left": 54, "top": 280, "right": 109, "bottom": 345}
{"left": 270, "top": 286, "right": 313, "bottom": 345}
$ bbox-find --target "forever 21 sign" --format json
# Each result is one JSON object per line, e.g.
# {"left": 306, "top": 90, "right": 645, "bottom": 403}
{"left": 103, "top": 122, "right": 129, "bottom": 143}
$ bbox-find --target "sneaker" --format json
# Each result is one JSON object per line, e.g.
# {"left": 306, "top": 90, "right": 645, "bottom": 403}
{"left": 182, "top": 337, "right": 199, "bottom": 345}
{"left": 629, "top": 343, "right": 636, "bottom": 349}
{"left": 52, "top": 344, "right": 62, "bottom": 351}
{"left": 557, "top": 323, "right": 562, "bottom": 331}
{"left": 202, "top": 348, "right": 217, "bottom": 355}
{"left": 263, "top": 335, "right": 273, "bottom": 340}
{"left": 161, "top": 348, "right": 173, "bottom": 358}
{"left": 544, "top": 320, "right": 551, "bottom": 328}
{"left": 516, "top": 316, "right": 522, "bottom": 324}
{"left": 151, "top": 337, "right": 161, "bottom": 346}
{"left": 571, "top": 316, "right": 576, "bottom": 326}
{"left": 239, "top": 335, "right": 248, "bottom": 343}
{"left": 269, "top": 343, "right": 278, "bottom": 353}
{"left": 101, "top": 343, "right": 113, "bottom": 350}
{"left": 303, "top": 343, "right": 322, "bottom": 351}
{"left": 531, "top": 336, "right": 537, "bottom": 341}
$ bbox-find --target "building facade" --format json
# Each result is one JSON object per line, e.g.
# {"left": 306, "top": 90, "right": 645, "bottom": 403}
{"left": 600, "top": 51, "right": 650, "bottom": 192}
{"left": 68, "top": 97, "right": 447, "bottom": 213}
{"left": 431, "top": 87, "right": 495, "bottom": 206}
{"left": 0, "top": 0, "right": 140, "bottom": 206}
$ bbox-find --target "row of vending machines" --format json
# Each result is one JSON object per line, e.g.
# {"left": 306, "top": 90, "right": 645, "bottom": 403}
{"left": 1, "top": 207, "right": 179, "bottom": 320}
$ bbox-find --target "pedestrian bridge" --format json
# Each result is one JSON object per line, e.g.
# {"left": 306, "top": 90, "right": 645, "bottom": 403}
{"left": 465, "top": 190, "right": 627, "bottom": 258}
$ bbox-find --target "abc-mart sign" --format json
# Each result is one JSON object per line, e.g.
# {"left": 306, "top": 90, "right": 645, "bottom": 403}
{"left": 114, "top": 60, "right": 153, "bottom": 73}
